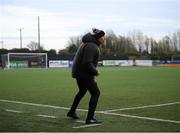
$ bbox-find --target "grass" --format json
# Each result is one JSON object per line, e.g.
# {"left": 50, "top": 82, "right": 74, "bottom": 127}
{"left": 0, "top": 67, "right": 180, "bottom": 132}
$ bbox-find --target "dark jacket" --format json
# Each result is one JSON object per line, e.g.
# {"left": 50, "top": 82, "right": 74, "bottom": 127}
{"left": 72, "top": 33, "right": 100, "bottom": 79}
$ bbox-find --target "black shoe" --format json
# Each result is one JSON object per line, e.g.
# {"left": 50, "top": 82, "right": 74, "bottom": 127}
{"left": 67, "top": 112, "right": 79, "bottom": 119}
{"left": 86, "top": 118, "right": 102, "bottom": 124}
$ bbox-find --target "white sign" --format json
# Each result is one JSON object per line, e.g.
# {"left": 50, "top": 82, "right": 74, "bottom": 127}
{"left": 103, "top": 60, "right": 117, "bottom": 66}
{"left": 49, "top": 60, "right": 69, "bottom": 68}
{"left": 135, "top": 60, "right": 152, "bottom": 66}
{"left": 103, "top": 60, "right": 133, "bottom": 66}
{"left": 117, "top": 60, "right": 133, "bottom": 66}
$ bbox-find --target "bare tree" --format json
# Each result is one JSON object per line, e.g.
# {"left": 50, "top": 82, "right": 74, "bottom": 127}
{"left": 172, "top": 30, "right": 180, "bottom": 51}
{"left": 144, "top": 36, "right": 151, "bottom": 54}
{"left": 27, "top": 41, "right": 44, "bottom": 51}
{"left": 66, "top": 36, "right": 82, "bottom": 53}
{"left": 172, "top": 33, "right": 178, "bottom": 52}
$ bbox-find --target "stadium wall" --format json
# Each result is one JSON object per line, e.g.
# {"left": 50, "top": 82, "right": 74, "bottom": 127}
{"left": 48, "top": 60, "right": 180, "bottom": 68}
{"left": 164, "top": 60, "right": 180, "bottom": 67}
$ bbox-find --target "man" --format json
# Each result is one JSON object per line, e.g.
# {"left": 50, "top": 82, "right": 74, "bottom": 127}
{"left": 67, "top": 28, "right": 105, "bottom": 124}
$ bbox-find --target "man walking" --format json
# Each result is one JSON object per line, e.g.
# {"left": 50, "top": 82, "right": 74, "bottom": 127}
{"left": 67, "top": 28, "right": 105, "bottom": 124}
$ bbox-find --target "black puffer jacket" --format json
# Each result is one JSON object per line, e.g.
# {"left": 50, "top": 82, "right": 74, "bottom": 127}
{"left": 72, "top": 33, "right": 100, "bottom": 79}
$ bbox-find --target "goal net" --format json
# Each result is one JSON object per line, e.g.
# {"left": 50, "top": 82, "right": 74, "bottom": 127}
{"left": 1, "top": 53, "right": 48, "bottom": 69}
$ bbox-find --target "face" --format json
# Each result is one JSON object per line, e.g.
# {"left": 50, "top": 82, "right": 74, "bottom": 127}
{"left": 98, "top": 36, "right": 106, "bottom": 45}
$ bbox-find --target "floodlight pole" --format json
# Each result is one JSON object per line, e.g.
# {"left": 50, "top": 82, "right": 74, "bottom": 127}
{"left": 38, "top": 16, "right": 40, "bottom": 51}
{"left": 17, "top": 28, "right": 23, "bottom": 49}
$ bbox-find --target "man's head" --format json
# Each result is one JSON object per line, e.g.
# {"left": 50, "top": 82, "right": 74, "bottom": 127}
{"left": 91, "top": 28, "right": 105, "bottom": 45}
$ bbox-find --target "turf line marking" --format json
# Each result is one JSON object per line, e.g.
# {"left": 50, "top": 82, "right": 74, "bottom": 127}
{"left": 5, "top": 109, "right": 22, "bottom": 113}
{"left": 76, "top": 120, "right": 85, "bottom": 123}
{"left": 1, "top": 99, "right": 180, "bottom": 124}
{"left": 72, "top": 123, "right": 102, "bottom": 129}
{"left": 36, "top": 114, "right": 57, "bottom": 119}
{"left": 0, "top": 99, "right": 87, "bottom": 112}
{"left": 104, "top": 101, "right": 180, "bottom": 112}
{"left": 102, "top": 112, "right": 180, "bottom": 124}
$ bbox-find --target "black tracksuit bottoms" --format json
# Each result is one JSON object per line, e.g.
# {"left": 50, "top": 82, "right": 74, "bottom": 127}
{"left": 69, "top": 77, "right": 100, "bottom": 120}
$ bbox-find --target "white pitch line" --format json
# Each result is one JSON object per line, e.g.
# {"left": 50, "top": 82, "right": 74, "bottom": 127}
{"left": 76, "top": 120, "right": 85, "bottom": 123}
{"left": 36, "top": 114, "right": 57, "bottom": 119}
{"left": 104, "top": 101, "right": 180, "bottom": 112}
{"left": 0, "top": 99, "right": 87, "bottom": 112}
{"left": 1, "top": 99, "right": 180, "bottom": 124}
{"left": 72, "top": 123, "right": 102, "bottom": 129}
{"left": 102, "top": 112, "right": 180, "bottom": 124}
{"left": 5, "top": 109, "right": 22, "bottom": 113}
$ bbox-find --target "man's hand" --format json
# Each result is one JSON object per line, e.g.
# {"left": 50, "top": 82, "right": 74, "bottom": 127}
{"left": 96, "top": 70, "right": 100, "bottom": 76}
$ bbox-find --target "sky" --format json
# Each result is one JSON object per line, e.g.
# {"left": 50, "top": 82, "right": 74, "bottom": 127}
{"left": 0, "top": 0, "right": 180, "bottom": 51}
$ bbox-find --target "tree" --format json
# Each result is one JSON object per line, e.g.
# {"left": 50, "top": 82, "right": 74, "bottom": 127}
{"left": 172, "top": 30, "right": 180, "bottom": 52}
{"left": 67, "top": 44, "right": 78, "bottom": 54}
{"left": 128, "top": 30, "right": 145, "bottom": 53}
{"left": 172, "top": 32, "right": 178, "bottom": 52}
{"left": 9, "top": 48, "right": 30, "bottom": 53}
{"left": 0, "top": 48, "right": 8, "bottom": 55}
{"left": 64, "top": 29, "right": 180, "bottom": 60}
{"left": 150, "top": 38, "right": 158, "bottom": 54}
{"left": 27, "top": 41, "right": 44, "bottom": 51}
{"left": 0, "top": 48, "right": 8, "bottom": 66}
{"left": 144, "top": 36, "right": 150, "bottom": 54}
{"left": 66, "top": 36, "right": 81, "bottom": 54}
{"left": 58, "top": 49, "right": 69, "bottom": 55}
{"left": 159, "top": 36, "right": 172, "bottom": 53}
{"left": 177, "top": 30, "right": 180, "bottom": 51}
{"left": 47, "top": 49, "right": 57, "bottom": 59}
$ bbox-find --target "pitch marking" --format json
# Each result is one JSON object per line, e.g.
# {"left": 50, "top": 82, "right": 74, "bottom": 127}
{"left": 5, "top": 109, "right": 22, "bottom": 113}
{"left": 104, "top": 101, "right": 180, "bottom": 112}
{"left": 1, "top": 99, "right": 180, "bottom": 124}
{"left": 36, "top": 114, "right": 57, "bottom": 119}
{"left": 72, "top": 123, "right": 102, "bottom": 129}
{"left": 102, "top": 112, "right": 180, "bottom": 124}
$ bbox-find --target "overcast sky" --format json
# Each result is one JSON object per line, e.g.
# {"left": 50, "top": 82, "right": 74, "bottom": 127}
{"left": 0, "top": 0, "right": 180, "bottom": 51}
